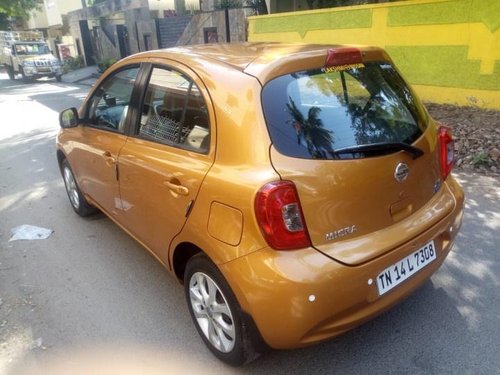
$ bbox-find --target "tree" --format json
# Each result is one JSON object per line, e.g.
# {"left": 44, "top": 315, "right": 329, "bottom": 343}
{"left": 215, "top": 0, "right": 268, "bottom": 13}
{"left": 0, "top": 0, "right": 40, "bottom": 21}
{"left": 0, "top": 12, "right": 8, "bottom": 29}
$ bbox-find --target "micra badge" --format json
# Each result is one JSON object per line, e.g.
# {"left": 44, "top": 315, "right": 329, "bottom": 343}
{"left": 326, "top": 225, "right": 357, "bottom": 241}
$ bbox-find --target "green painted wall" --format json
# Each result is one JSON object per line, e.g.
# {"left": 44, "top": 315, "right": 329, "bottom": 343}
{"left": 254, "top": 9, "right": 373, "bottom": 38}
{"left": 249, "top": 0, "right": 500, "bottom": 108}
{"left": 387, "top": 0, "right": 499, "bottom": 32}
{"left": 386, "top": 46, "right": 500, "bottom": 90}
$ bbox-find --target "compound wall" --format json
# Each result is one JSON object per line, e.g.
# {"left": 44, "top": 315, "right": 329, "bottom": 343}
{"left": 248, "top": 0, "right": 500, "bottom": 109}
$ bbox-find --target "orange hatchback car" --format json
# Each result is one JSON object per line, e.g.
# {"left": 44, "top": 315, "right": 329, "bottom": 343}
{"left": 57, "top": 43, "right": 464, "bottom": 365}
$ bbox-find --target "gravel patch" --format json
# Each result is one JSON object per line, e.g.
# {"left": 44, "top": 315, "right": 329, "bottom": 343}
{"left": 426, "top": 103, "right": 500, "bottom": 176}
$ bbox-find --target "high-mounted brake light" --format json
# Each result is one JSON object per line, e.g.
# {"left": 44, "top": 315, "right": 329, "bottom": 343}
{"left": 255, "top": 181, "right": 311, "bottom": 250}
{"left": 438, "top": 126, "right": 455, "bottom": 180}
{"left": 325, "top": 47, "right": 363, "bottom": 67}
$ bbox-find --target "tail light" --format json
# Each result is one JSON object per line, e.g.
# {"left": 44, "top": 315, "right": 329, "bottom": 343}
{"left": 255, "top": 181, "right": 311, "bottom": 250}
{"left": 438, "top": 126, "right": 455, "bottom": 180}
{"left": 325, "top": 47, "right": 362, "bottom": 67}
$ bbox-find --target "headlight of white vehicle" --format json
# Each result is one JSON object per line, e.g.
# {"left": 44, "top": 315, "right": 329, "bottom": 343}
{"left": 22, "top": 60, "right": 35, "bottom": 67}
{"left": 51, "top": 60, "right": 61, "bottom": 67}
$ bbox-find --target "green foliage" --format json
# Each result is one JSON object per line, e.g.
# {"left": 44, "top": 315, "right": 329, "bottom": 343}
{"left": 87, "top": 0, "right": 108, "bottom": 5}
{"left": 215, "top": 0, "right": 268, "bottom": 13}
{"left": 62, "top": 56, "right": 84, "bottom": 74}
{"left": 0, "top": 0, "right": 40, "bottom": 19}
{"left": 245, "top": 0, "right": 268, "bottom": 14}
{"left": 215, "top": 0, "right": 243, "bottom": 9}
{"left": 97, "top": 57, "right": 117, "bottom": 73}
{"left": 0, "top": 12, "right": 8, "bottom": 29}
{"left": 471, "top": 152, "right": 491, "bottom": 167}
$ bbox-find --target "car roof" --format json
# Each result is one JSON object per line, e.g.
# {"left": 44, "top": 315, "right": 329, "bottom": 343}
{"left": 127, "top": 42, "right": 388, "bottom": 84}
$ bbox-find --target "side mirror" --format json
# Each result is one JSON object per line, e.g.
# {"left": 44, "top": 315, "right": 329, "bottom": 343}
{"left": 59, "top": 107, "right": 79, "bottom": 128}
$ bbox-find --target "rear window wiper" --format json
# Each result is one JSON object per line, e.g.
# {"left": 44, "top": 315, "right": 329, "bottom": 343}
{"left": 330, "top": 142, "right": 424, "bottom": 160}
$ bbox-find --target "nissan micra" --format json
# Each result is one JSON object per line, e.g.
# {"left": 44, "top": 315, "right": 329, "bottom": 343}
{"left": 57, "top": 43, "right": 464, "bottom": 365}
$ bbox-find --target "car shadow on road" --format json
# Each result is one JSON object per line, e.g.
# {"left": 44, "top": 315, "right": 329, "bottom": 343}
{"left": 2, "top": 126, "right": 498, "bottom": 373}
{"left": 242, "top": 173, "right": 500, "bottom": 374}
{"left": 240, "top": 280, "right": 471, "bottom": 374}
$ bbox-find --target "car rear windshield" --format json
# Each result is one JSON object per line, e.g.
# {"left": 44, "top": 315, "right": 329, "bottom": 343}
{"left": 261, "top": 62, "right": 428, "bottom": 160}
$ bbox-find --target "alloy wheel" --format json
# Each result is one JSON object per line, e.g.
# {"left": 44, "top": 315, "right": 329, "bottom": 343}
{"left": 189, "top": 272, "right": 236, "bottom": 353}
{"left": 63, "top": 165, "right": 80, "bottom": 210}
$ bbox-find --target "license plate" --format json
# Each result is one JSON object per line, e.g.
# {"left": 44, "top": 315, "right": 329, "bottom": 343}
{"left": 376, "top": 240, "right": 436, "bottom": 296}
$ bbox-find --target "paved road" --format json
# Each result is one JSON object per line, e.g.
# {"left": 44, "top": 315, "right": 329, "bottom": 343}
{"left": 0, "top": 73, "right": 499, "bottom": 374}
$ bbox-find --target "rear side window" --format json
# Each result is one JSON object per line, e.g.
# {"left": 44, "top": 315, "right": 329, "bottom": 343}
{"left": 262, "top": 62, "right": 427, "bottom": 159}
{"left": 137, "top": 66, "right": 210, "bottom": 153}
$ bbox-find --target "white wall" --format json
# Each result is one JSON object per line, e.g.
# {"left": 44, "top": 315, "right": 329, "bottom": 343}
{"left": 149, "top": 0, "right": 200, "bottom": 15}
{"left": 27, "top": 6, "right": 49, "bottom": 29}
{"left": 45, "top": 1, "right": 62, "bottom": 26}
{"left": 149, "top": 0, "right": 175, "bottom": 12}
{"left": 56, "top": 0, "right": 83, "bottom": 14}
{"left": 28, "top": 0, "right": 83, "bottom": 29}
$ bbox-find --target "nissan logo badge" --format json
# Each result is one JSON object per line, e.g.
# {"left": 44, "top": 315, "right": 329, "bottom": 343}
{"left": 394, "top": 162, "right": 409, "bottom": 182}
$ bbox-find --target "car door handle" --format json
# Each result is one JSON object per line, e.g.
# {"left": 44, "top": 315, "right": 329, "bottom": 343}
{"left": 163, "top": 180, "right": 189, "bottom": 196}
{"left": 102, "top": 151, "right": 116, "bottom": 166}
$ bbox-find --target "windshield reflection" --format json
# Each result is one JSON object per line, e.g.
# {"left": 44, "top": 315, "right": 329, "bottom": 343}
{"left": 272, "top": 62, "right": 425, "bottom": 159}
{"left": 286, "top": 98, "right": 334, "bottom": 159}
{"left": 15, "top": 44, "right": 50, "bottom": 56}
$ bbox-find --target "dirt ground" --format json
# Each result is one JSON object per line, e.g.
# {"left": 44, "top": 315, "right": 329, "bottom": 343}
{"left": 426, "top": 103, "right": 500, "bottom": 176}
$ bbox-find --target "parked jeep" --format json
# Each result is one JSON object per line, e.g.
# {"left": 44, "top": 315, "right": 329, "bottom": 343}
{"left": 0, "top": 30, "right": 63, "bottom": 82}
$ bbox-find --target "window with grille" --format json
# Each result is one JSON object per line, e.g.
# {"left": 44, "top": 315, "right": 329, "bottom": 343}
{"left": 139, "top": 66, "right": 210, "bottom": 153}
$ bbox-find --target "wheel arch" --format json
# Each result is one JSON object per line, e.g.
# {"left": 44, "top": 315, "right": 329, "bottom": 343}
{"left": 56, "top": 149, "right": 66, "bottom": 172}
{"left": 181, "top": 246, "right": 269, "bottom": 362}
{"left": 172, "top": 242, "right": 203, "bottom": 284}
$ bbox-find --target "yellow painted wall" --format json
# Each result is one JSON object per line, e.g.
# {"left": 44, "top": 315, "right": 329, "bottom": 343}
{"left": 248, "top": 0, "right": 500, "bottom": 109}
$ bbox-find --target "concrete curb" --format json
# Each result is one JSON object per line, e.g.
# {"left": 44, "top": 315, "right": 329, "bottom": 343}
{"left": 61, "top": 66, "right": 100, "bottom": 86}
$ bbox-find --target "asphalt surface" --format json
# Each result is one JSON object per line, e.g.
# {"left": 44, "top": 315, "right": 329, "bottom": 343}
{"left": 0, "top": 72, "right": 499, "bottom": 374}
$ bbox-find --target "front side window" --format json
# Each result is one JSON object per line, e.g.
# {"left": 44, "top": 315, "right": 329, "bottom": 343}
{"left": 262, "top": 62, "right": 427, "bottom": 159}
{"left": 87, "top": 67, "right": 139, "bottom": 132}
{"left": 138, "top": 66, "right": 210, "bottom": 153}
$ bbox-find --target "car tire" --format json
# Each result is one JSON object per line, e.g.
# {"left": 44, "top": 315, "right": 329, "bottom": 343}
{"left": 20, "top": 67, "right": 32, "bottom": 83}
{"left": 7, "top": 66, "right": 15, "bottom": 80}
{"left": 184, "top": 254, "right": 262, "bottom": 366}
{"left": 61, "top": 159, "right": 97, "bottom": 217}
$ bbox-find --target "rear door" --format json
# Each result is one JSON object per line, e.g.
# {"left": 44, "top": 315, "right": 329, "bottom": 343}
{"left": 262, "top": 60, "right": 446, "bottom": 265}
{"left": 117, "top": 62, "right": 214, "bottom": 262}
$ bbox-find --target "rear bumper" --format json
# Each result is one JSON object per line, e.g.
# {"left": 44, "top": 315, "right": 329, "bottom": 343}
{"left": 220, "top": 176, "right": 464, "bottom": 349}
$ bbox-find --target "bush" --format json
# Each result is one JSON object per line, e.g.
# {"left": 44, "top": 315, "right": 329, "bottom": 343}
{"left": 215, "top": 0, "right": 243, "bottom": 9}
{"left": 471, "top": 152, "right": 491, "bottom": 167}
{"left": 62, "top": 56, "right": 84, "bottom": 74}
{"left": 97, "top": 58, "right": 117, "bottom": 73}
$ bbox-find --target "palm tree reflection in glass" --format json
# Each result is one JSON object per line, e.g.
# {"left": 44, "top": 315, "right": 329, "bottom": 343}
{"left": 286, "top": 99, "right": 335, "bottom": 159}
